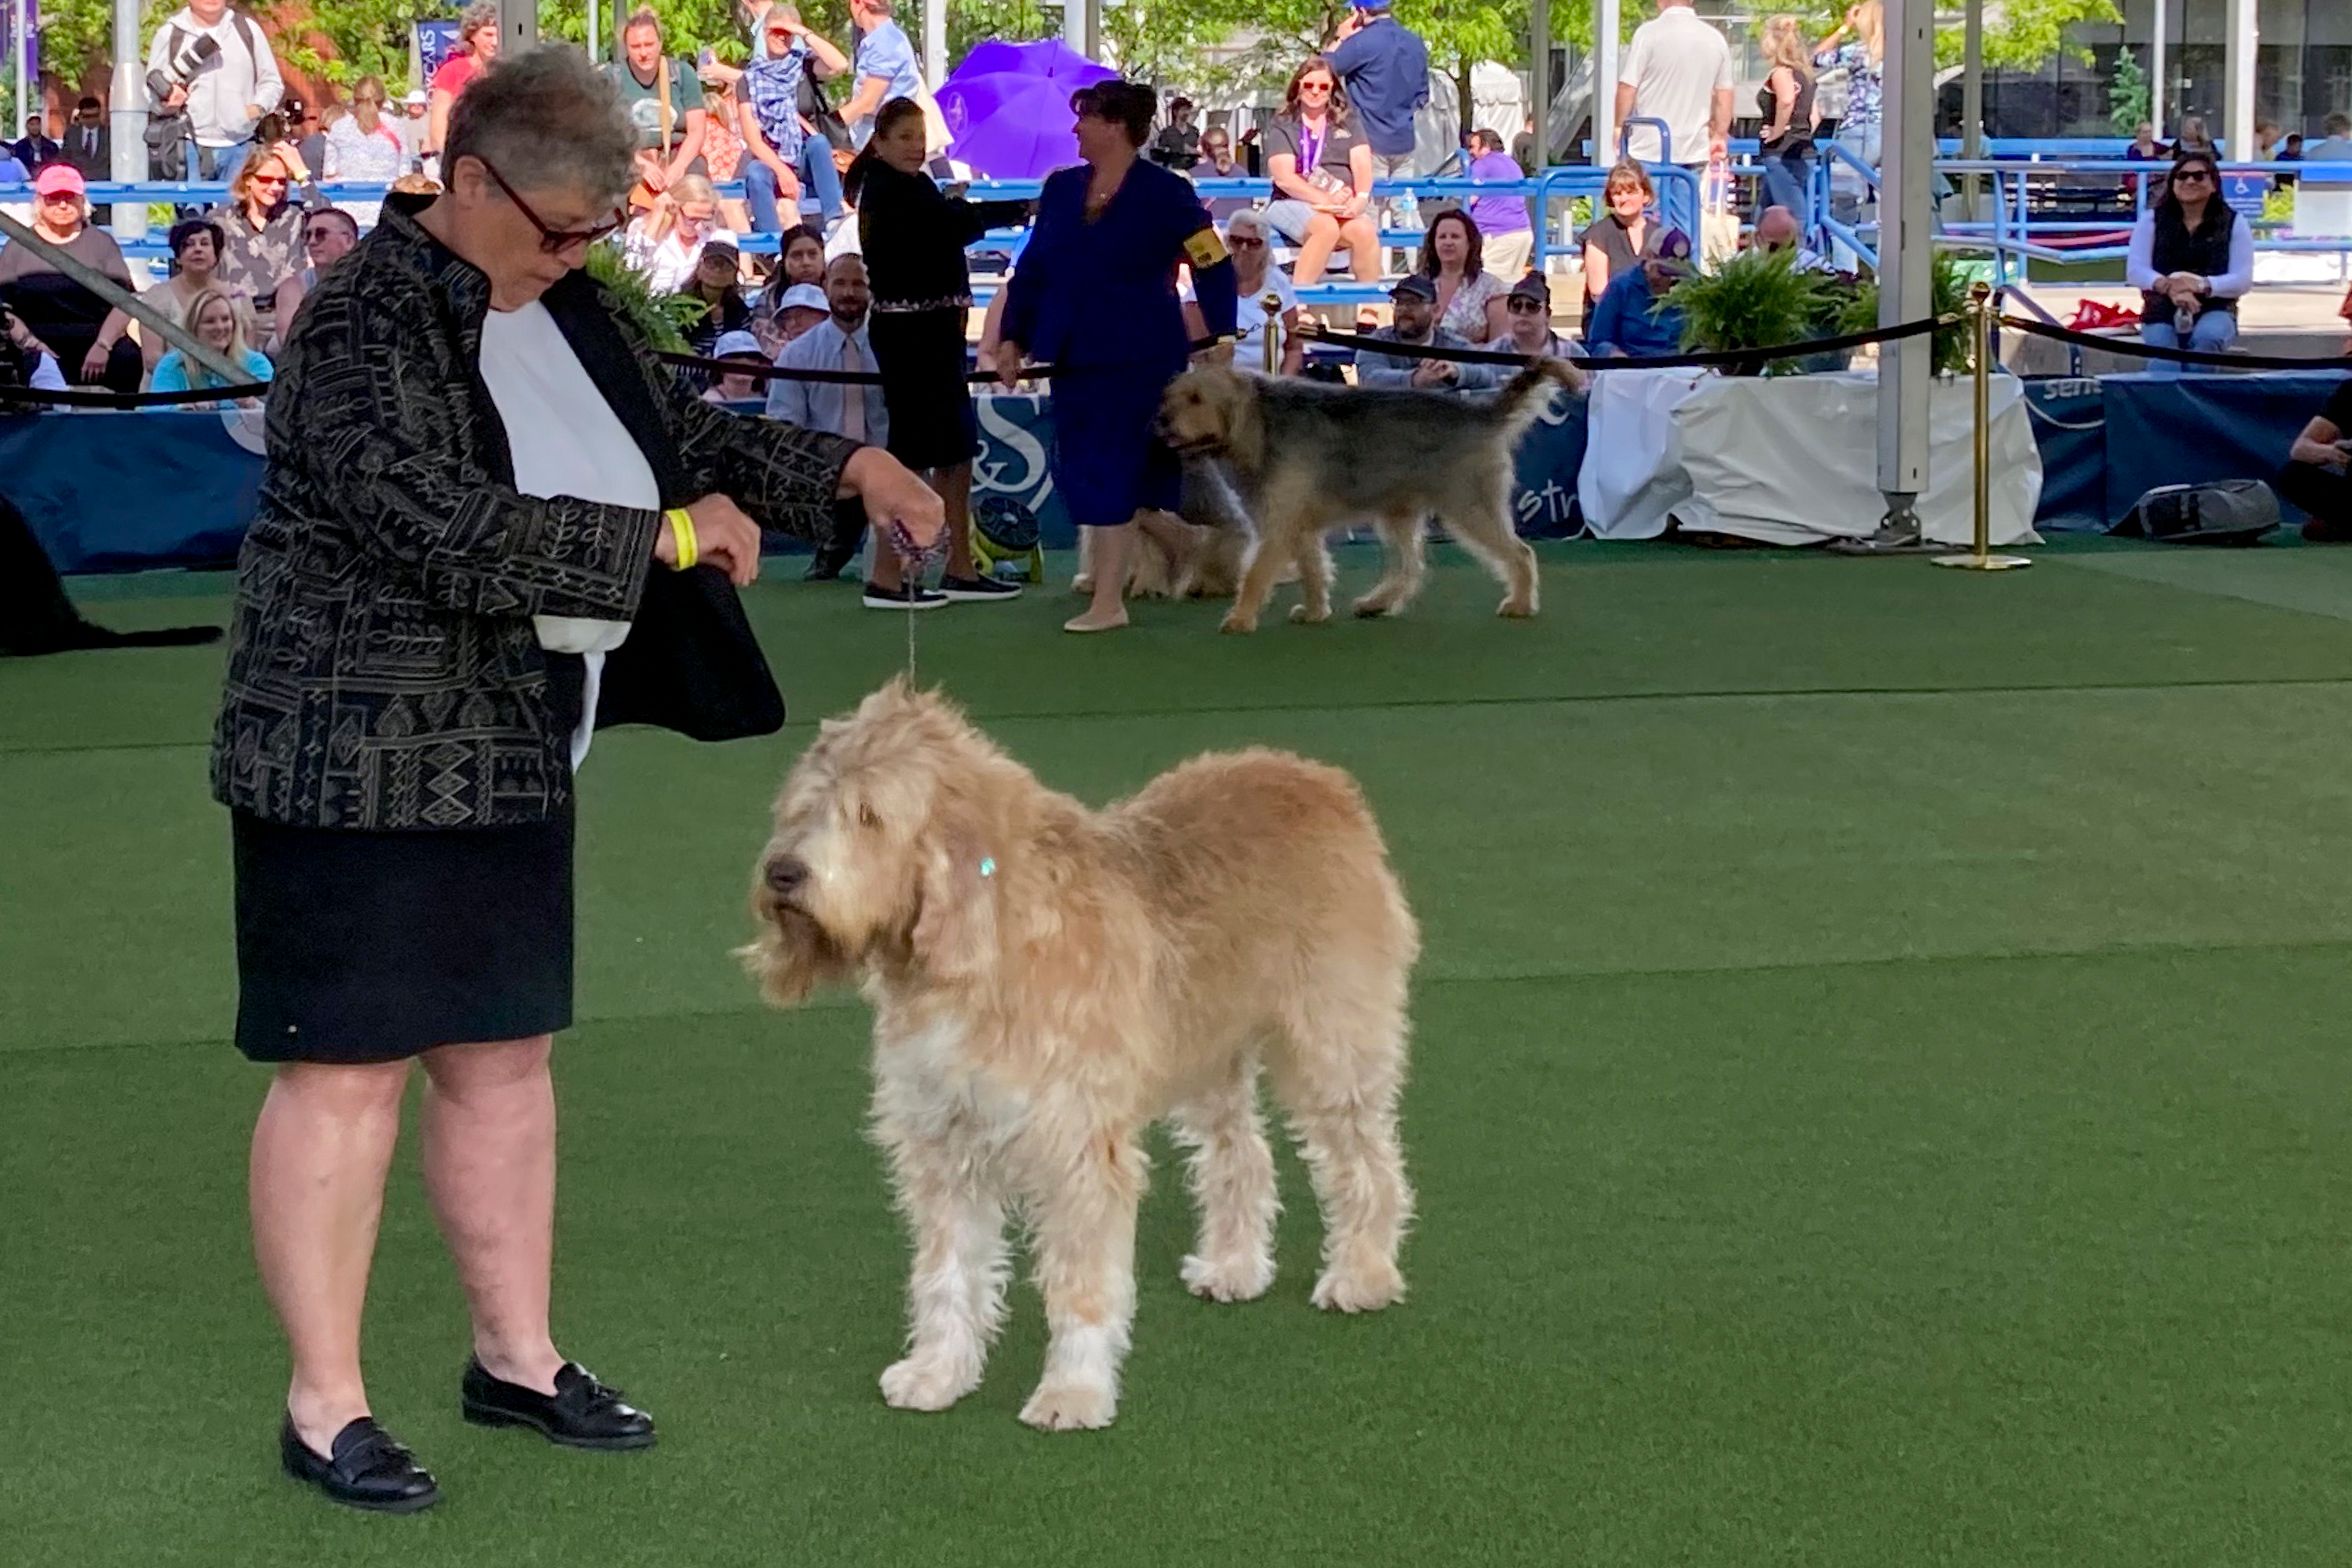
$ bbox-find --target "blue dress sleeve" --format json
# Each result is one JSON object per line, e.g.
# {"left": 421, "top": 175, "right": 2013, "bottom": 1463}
{"left": 1173, "top": 177, "right": 1237, "bottom": 341}
{"left": 148, "top": 352, "right": 191, "bottom": 394}
{"left": 1002, "top": 169, "right": 1070, "bottom": 351}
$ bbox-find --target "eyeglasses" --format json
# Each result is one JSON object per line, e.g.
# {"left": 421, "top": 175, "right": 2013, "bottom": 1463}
{"left": 304, "top": 227, "right": 344, "bottom": 244}
{"left": 477, "top": 157, "right": 628, "bottom": 255}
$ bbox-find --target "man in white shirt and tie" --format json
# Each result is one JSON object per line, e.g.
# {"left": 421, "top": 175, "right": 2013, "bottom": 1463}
{"left": 766, "top": 254, "right": 919, "bottom": 596}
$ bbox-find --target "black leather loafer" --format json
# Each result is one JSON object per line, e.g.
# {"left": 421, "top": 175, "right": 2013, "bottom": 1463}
{"left": 280, "top": 1415, "right": 441, "bottom": 1513}
{"left": 460, "top": 1359, "right": 656, "bottom": 1450}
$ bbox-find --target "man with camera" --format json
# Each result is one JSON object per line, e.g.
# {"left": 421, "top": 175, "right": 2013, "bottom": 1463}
{"left": 145, "top": 0, "right": 285, "bottom": 186}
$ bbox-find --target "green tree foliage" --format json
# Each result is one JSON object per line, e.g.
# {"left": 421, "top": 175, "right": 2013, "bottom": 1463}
{"left": 2108, "top": 45, "right": 2149, "bottom": 135}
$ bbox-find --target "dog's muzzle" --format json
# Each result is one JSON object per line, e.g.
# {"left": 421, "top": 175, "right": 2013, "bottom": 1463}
{"left": 763, "top": 856, "right": 809, "bottom": 907}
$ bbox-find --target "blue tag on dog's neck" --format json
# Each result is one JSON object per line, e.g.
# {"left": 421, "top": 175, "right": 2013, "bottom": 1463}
{"left": 978, "top": 857, "right": 997, "bottom": 879}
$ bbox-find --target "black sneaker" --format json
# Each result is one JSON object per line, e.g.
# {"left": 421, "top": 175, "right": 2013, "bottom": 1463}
{"left": 939, "top": 573, "right": 1023, "bottom": 603}
{"left": 862, "top": 582, "right": 950, "bottom": 611}
{"left": 460, "top": 1359, "right": 656, "bottom": 1451}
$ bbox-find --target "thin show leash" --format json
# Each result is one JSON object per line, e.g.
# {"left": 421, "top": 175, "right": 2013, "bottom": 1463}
{"left": 881, "top": 520, "right": 946, "bottom": 680}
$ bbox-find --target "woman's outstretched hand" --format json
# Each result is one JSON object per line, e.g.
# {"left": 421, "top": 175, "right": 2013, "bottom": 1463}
{"left": 840, "top": 447, "right": 945, "bottom": 553}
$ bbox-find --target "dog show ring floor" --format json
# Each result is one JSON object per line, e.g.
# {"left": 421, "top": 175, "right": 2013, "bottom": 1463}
{"left": 9, "top": 537, "right": 2352, "bottom": 1565}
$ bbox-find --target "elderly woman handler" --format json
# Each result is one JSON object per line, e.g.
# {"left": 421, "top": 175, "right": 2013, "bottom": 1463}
{"left": 210, "top": 48, "right": 940, "bottom": 1514}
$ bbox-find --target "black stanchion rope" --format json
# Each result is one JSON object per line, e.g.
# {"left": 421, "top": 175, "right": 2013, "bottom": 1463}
{"left": 1999, "top": 313, "right": 2352, "bottom": 373}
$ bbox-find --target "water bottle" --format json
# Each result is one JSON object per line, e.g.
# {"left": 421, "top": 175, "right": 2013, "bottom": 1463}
{"left": 2174, "top": 303, "right": 2194, "bottom": 340}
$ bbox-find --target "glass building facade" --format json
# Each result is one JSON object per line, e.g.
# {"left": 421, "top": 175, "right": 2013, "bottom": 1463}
{"left": 1958, "top": 0, "right": 2352, "bottom": 140}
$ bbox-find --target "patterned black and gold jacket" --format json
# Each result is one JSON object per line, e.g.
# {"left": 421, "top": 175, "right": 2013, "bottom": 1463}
{"left": 211, "top": 194, "right": 859, "bottom": 831}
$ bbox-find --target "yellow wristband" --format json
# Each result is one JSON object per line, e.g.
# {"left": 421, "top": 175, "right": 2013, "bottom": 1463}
{"left": 665, "top": 508, "right": 698, "bottom": 571}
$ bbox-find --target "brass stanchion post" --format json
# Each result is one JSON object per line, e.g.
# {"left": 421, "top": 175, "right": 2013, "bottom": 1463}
{"left": 1934, "top": 280, "right": 2031, "bottom": 571}
{"left": 1262, "top": 291, "right": 1282, "bottom": 376}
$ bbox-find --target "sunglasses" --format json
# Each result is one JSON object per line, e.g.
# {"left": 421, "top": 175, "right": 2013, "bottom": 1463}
{"left": 1229, "top": 235, "right": 1265, "bottom": 249}
{"left": 1506, "top": 298, "right": 1545, "bottom": 313}
{"left": 2173, "top": 169, "right": 2212, "bottom": 183}
{"left": 305, "top": 227, "right": 344, "bottom": 243}
{"left": 1299, "top": 81, "right": 1333, "bottom": 93}
{"left": 250, "top": 173, "right": 289, "bottom": 187}
{"left": 478, "top": 157, "right": 628, "bottom": 254}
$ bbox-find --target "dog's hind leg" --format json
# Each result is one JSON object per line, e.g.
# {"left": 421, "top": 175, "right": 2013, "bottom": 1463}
{"left": 1017, "top": 1125, "right": 1148, "bottom": 1431}
{"left": 1267, "top": 988, "right": 1414, "bottom": 1314}
{"left": 1288, "top": 540, "right": 1334, "bottom": 625}
{"left": 1352, "top": 511, "right": 1428, "bottom": 619}
{"left": 876, "top": 1127, "right": 1011, "bottom": 1414}
{"left": 1171, "top": 1060, "right": 1281, "bottom": 1301}
{"left": 1443, "top": 466, "right": 1541, "bottom": 618}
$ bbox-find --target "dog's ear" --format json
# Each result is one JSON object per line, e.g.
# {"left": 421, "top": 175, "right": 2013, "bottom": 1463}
{"left": 911, "top": 789, "right": 1001, "bottom": 983}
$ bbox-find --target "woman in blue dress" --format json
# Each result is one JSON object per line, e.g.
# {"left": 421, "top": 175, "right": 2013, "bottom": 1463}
{"left": 999, "top": 80, "right": 1237, "bottom": 633}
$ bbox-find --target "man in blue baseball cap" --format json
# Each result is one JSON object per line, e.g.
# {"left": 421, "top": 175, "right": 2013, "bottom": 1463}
{"left": 1582, "top": 224, "right": 1694, "bottom": 358}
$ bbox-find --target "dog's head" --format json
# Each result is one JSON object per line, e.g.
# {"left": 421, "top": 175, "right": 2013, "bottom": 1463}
{"left": 738, "top": 677, "right": 1013, "bottom": 1005}
{"left": 1157, "top": 365, "right": 1250, "bottom": 456}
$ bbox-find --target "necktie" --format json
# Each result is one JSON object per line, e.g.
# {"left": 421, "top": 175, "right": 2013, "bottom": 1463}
{"left": 838, "top": 333, "right": 865, "bottom": 442}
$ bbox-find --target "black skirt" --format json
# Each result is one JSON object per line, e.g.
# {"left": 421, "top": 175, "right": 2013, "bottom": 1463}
{"left": 231, "top": 804, "right": 576, "bottom": 1064}
{"left": 868, "top": 307, "right": 979, "bottom": 471}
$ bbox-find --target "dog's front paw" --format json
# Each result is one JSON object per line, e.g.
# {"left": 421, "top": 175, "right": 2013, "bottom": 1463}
{"left": 1288, "top": 603, "right": 1331, "bottom": 625}
{"left": 1217, "top": 611, "right": 1258, "bottom": 635}
{"left": 1018, "top": 1380, "right": 1118, "bottom": 1432}
{"left": 1496, "top": 595, "right": 1538, "bottom": 619}
{"left": 1311, "top": 1261, "right": 1406, "bottom": 1314}
{"left": 1351, "top": 595, "right": 1395, "bottom": 619}
{"left": 880, "top": 1356, "right": 977, "bottom": 1413}
{"left": 1183, "top": 1252, "right": 1275, "bottom": 1303}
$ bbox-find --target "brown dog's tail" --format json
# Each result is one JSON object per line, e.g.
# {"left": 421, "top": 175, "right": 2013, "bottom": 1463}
{"left": 1489, "top": 357, "right": 1586, "bottom": 441}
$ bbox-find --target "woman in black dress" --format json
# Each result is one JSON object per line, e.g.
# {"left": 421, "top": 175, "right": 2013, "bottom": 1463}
{"left": 845, "top": 95, "right": 1030, "bottom": 608}
{"left": 212, "top": 48, "right": 941, "bottom": 1514}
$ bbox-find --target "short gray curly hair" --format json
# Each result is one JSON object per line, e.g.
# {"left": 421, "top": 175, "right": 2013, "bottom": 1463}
{"left": 445, "top": 46, "right": 637, "bottom": 209}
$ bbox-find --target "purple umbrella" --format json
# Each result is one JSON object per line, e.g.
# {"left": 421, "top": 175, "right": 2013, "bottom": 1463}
{"left": 937, "top": 72, "right": 1095, "bottom": 181}
{"left": 947, "top": 38, "right": 1115, "bottom": 90}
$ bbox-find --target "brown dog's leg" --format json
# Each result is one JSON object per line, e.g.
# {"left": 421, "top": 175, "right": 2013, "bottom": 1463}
{"left": 1173, "top": 1062, "right": 1280, "bottom": 1300}
{"left": 1352, "top": 511, "right": 1428, "bottom": 618}
{"left": 1289, "top": 538, "right": 1334, "bottom": 624}
{"left": 1221, "top": 488, "right": 1313, "bottom": 634}
{"left": 1268, "top": 989, "right": 1413, "bottom": 1315}
{"left": 1441, "top": 468, "right": 1541, "bottom": 618}
{"left": 1018, "top": 1128, "right": 1146, "bottom": 1431}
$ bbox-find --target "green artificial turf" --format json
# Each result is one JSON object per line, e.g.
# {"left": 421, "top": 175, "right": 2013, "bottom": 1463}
{"left": 7, "top": 542, "right": 2352, "bottom": 1565}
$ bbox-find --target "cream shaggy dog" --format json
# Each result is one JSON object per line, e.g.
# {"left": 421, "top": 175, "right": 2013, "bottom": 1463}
{"left": 1156, "top": 359, "right": 1582, "bottom": 633}
{"left": 739, "top": 679, "right": 1419, "bottom": 1432}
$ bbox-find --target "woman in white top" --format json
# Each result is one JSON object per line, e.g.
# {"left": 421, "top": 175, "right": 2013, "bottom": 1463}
{"left": 1185, "top": 210, "right": 1302, "bottom": 375}
{"left": 1416, "top": 209, "right": 1508, "bottom": 345}
{"left": 2125, "top": 150, "right": 2253, "bottom": 370}
{"left": 324, "top": 75, "right": 408, "bottom": 224}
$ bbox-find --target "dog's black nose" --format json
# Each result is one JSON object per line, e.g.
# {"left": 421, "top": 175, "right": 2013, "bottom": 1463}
{"left": 764, "top": 857, "right": 808, "bottom": 897}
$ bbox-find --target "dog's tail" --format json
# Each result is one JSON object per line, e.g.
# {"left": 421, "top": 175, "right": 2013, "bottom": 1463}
{"left": 1488, "top": 357, "right": 1586, "bottom": 442}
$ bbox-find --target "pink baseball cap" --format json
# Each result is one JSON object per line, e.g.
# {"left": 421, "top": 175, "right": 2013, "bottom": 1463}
{"left": 34, "top": 164, "right": 86, "bottom": 199}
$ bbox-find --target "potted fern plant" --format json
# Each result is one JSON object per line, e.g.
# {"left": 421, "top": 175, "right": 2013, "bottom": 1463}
{"left": 582, "top": 240, "right": 710, "bottom": 354}
{"left": 1664, "top": 246, "right": 1848, "bottom": 375}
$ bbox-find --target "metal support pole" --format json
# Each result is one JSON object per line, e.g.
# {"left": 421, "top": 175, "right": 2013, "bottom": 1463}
{"left": 11, "top": 0, "right": 28, "bottom": 143}
{"left": 2151, "top": 0, "right": 2167, "bottom": 138}
{"left": 922, "top": 0, "right": 945, "bottom": 88}
{"left": 588, "top": 0, "right": 600, "bottom": 65}
{"left": 1934, "top": 283, "right": 2030, "bottom": 571}
{"left": 496, "top": 0, "right": 537, "bottom": 58}
{"left": 1961, "top": 0, "right": 1983, "bottom": 223}
{"left": 109, "top": 0, "right": 148, "bottom": 242}
{"left": 1529, "top": 0, "right": 1549, "bottom": 167}
{"left": 2223, "top": 0, "right": 2255, "bottom": 159}
{"left": 1866, "top": 0, "right": 1935, "bottom": 548}
{"left": 1595, "top": 0, "right": 1618, "bottom": 166}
